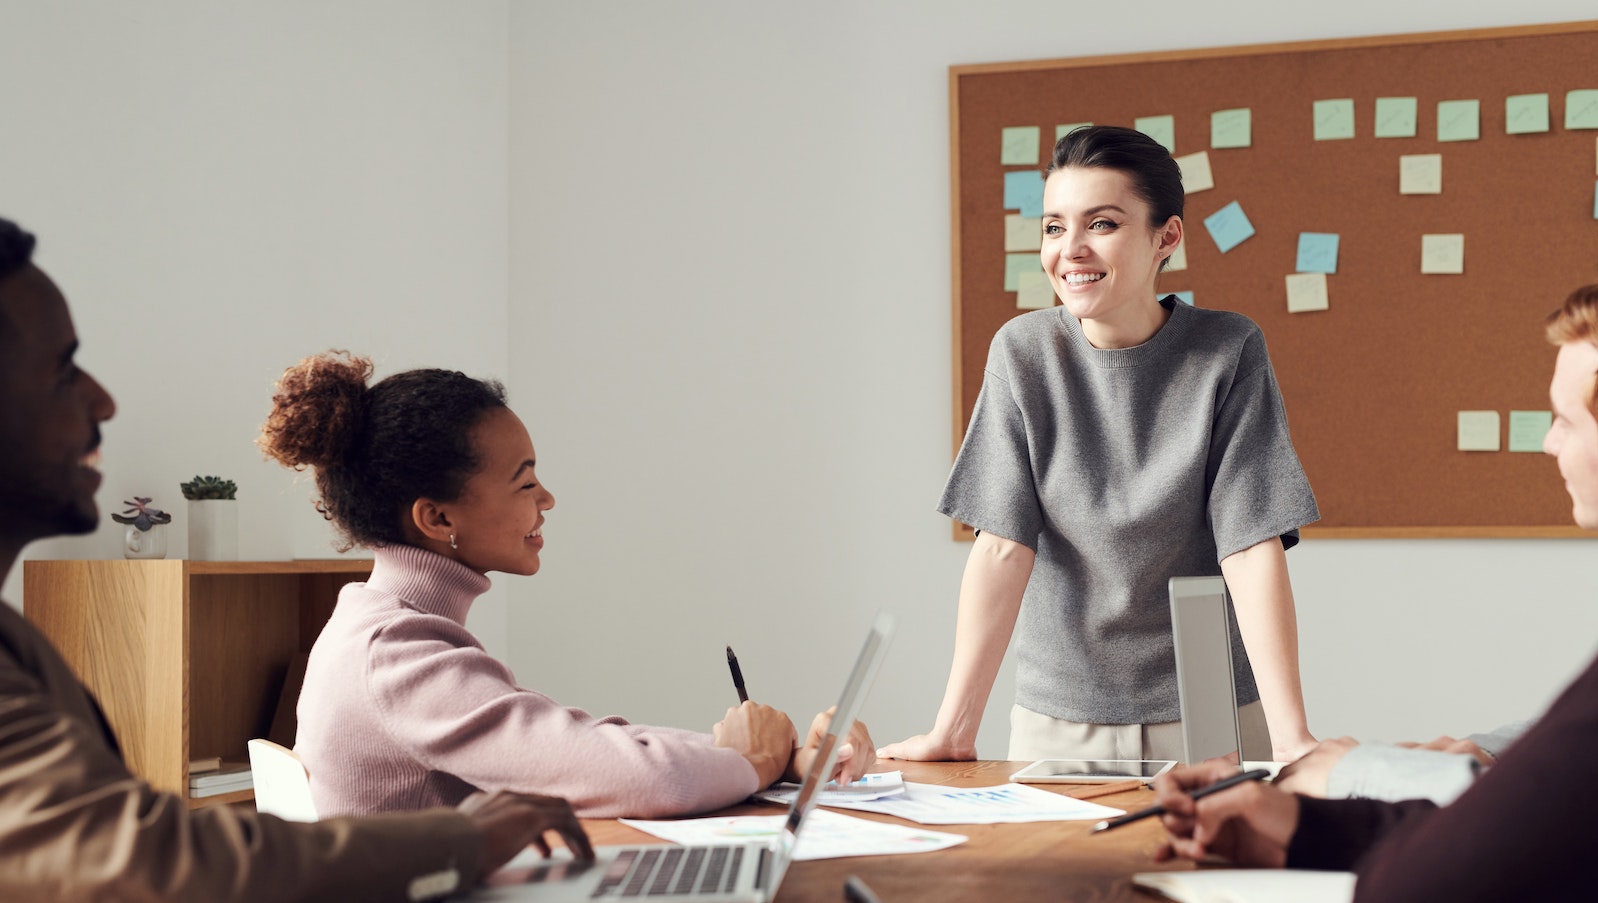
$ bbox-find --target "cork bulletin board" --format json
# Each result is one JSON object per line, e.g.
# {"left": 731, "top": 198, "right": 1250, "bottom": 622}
{"left": 950, "top": 21, "right": 1598, "bottom": 539}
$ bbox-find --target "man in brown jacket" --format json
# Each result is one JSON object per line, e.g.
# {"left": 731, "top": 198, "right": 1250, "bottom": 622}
{"left": 0, "top": 216, "right": 594, "bottom": 901}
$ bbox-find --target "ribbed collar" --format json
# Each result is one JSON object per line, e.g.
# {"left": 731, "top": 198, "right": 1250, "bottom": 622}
{"left": 365, "top": 544, "right": 492, "bottom": 627}
{"left": 1059, "top": 295, "right": 1191, "bottom": 369}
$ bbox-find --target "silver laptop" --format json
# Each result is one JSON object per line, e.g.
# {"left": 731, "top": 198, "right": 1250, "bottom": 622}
{"left": 476, "top": 610, "right": 895, "bottom": 902}
{"left": 1168, "top": 577, "right": 1244, "bottom": 767}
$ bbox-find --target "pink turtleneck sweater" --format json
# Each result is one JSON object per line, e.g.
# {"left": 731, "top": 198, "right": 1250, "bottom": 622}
{"left": 295, "top": 545, "right": 759, "bottom": 819}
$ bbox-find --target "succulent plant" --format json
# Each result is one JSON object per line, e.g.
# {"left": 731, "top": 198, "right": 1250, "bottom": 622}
{"left": 110, "top": 497, "right": 173, "bottom": 532}
{"left": 180, "top": 476, "right": 238, "bottom": 500}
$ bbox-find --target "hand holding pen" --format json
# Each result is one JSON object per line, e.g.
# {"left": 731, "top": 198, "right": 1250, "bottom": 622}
{"left": 1145, "top": 762, "right": 1298, "bottom": 868}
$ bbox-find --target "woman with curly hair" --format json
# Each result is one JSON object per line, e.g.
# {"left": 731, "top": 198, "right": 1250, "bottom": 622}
{"left": 260, "top": 352, "right": 872, "bottom": 819}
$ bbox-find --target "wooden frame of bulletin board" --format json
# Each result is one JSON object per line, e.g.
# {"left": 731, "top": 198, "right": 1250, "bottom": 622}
{"left": 950, "top": 20, "right": 1598, "bottom": 541}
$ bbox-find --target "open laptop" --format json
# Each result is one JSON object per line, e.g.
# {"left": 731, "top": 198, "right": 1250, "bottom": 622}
{"left": 1168, "top": 577, "right": 1244, "bottom": 767}
{"left": 476, "top": 610, "right": 895, "bottom": 902}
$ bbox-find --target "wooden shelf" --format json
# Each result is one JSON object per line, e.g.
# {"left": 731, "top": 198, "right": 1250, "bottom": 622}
{"left": 23, "top": 558, "right": 373, "bottom": 809}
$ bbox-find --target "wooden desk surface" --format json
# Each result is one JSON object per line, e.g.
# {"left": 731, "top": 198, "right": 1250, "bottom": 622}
{"left": 579, "top": 760, "right": 1193, "bottom": 902}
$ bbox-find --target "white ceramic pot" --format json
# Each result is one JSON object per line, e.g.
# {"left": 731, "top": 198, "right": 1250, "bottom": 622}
{"left": 187, "top": 500, "right": 238, "bottom": 561}
{"left": 123, "top": 524, "right": 168, "bottom": 559}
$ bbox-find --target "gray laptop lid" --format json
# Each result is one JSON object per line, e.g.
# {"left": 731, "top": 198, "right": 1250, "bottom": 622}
{"left": 1168, "top": 577, "right": 1243, "bottom": 767}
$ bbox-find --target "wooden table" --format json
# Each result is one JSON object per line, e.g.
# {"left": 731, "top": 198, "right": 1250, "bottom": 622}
{"left": 578, "top": 760, "right": 1193, "bottom": 902}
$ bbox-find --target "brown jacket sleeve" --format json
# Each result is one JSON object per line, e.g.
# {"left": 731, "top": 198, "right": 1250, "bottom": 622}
{"left": 0, "top": 604, "right": 484, "bottom": 902}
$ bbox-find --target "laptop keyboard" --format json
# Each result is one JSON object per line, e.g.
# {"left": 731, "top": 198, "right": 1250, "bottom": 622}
{"left": 591, "top": 845, "right": 746, "bottom": 898}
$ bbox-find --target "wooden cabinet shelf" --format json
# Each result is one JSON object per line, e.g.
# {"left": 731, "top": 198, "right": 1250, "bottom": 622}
{"left": 23, "top": 558, "right": 372, "bottom": 808}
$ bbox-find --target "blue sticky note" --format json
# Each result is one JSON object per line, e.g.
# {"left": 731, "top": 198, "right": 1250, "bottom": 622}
{"left": 1171, "top": 291, "right": 1195, "bottom": 307}
{"left": 1567, "top": 90, "right": 1598, "bottom": 130}
{"left": 1004, "top": 253, "right": 1040, "bottom": 292}
{"left": 1296, "top": 233, "right": 1339, "bottom": 274}
{"left": 1003, "top": 170, "right": 1044, "bottom": 217}
{"left": 1313, "top": 99, "right": 1355, "bottom": 140}
{"left": 1203, "top": 201, "right": 1256, "bottom": 254}
{"left": 1437, "top": 100, "right": 1480, "bottom": 142}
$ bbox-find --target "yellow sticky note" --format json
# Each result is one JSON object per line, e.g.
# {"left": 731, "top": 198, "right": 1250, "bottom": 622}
{"left": 1165, "top": 235, "right": 1188, "bottom": 272}
{"left": 1457, "top": 411, "right": 1501, "bottom": 452}
{"left": 1056, "top": 122, "right": 1092, "bottom": 142}
{"left": 1174, "top": 151, "right": 1214, "bottom": 193}
{"left": 1399, "top": 154, "right": 1442, "bottom": 195}
{"left": 1016, "top": 270, "right": 1056, "bottom": 310}
{"left": 1211, "top": 108, "right": 1251, "bottom": 149}
{"left": 1285, "top": 273, "right": 1329, "bottom": 313}
{"left": 1004, "top": 215, "right": 1041, "bottom": 252}
{"left": 1421, "top": 234, "right": 1465, "bottom": 275}
{"left": 1505, "top": 93, "right": 1550, "bottom": 135}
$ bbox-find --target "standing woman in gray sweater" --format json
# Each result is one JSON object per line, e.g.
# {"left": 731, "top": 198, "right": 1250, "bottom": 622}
{"left": 882, "top": 126, "right": 1321, "bottom": 765}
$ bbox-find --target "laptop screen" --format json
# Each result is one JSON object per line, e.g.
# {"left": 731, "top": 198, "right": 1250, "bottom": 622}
{"left": 1168, "top": 577, "right": 1243, "bottom": 767}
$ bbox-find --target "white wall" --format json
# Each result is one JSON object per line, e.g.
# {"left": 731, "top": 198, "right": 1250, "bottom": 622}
{"left": 506, "top": 0, "right": 1598, "bottom": 758}
{"left": 0, "top": 1, "right": 516, "bottom": 657}
{"left": 3, "top": 0, "right": 1596, "bottom": 761}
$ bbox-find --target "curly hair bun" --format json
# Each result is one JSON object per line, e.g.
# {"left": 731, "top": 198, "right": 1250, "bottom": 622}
{"left": 259, "top": 351, "right": 374, "bottom": 470}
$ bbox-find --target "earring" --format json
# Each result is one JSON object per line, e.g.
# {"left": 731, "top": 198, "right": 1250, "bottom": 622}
{"left": 449, "top": 534, "right": 458, "bottom": 550}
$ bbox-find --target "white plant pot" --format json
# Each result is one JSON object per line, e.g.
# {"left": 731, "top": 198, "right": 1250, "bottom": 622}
{"left": 123, "top": 524, "right": 168, "bottom": 560}
{"left": 188, "top": 500, "right": 238, "bottom": 561}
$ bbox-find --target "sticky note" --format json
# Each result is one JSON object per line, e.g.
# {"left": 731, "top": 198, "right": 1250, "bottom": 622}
{"left": 1171, "top": 291, "right": 1195, "bottom": 306}
{"left": 1002, "top": 126, "right": 1041, "bottom": 165}
{"left": 1285, "top": 273, "right": 1329, "bottom": 313}
{"left": 1135, "top": 115, "right": 1176, "bottom": 152}
{"left": 1421, "top": 234, "right": 1465, "bottom": 275}
{"left": 1003, "top": 170, "right": 1044, "bottom": 217}
{"left": 1374, "top": 97, "right": 1418, "bottom": 138}
{"left": 1296, "top": 233, "right": 1339, "bottom": 274}
{"left": 1211, "top": 108, "right": 1252, "bottom": 149}
{"left": 1399, "top": 154, "right": 1442, "bottom": 195}
{"left": 1593, "top": 180, "right": 1597, "bottom": 220}
{"left": 1015, "top": 270, "right": 1056, "bottom": 310}
{"left": 1457, "top": 411, "right": 1501, "bottom": 452}
{"left": 1505, "top": 94, "right": 1550, "bottom": 135}
{"left": 1203, "top": 201, "right": 1255, "bottom": 253}
{"left": 1165, "top": 235, "right": 1188, "bottom": 272}
{"left": 1004, "top": 215, "right": 1041, "bottom": 252}
{"left": 1566, "top": 90, "right": 1598, "bottom": 130}
{"left": 1004, "top": 253, "right": 1040, "bottom": 291}
{"left": 1175, "top": 151, "right": 1215, "bottom": 193}
{"left": 1313, "top": 99, "right": 1355, "bottom": 140}
{"left": 1056, "top": 122, "right": 1093, "bottom": 142}
{"left": 1437, "top": 100, "right": 1480, "bottom": 142}
{"left": 1509, "top": 410, "right": 1553, "bottom": 453}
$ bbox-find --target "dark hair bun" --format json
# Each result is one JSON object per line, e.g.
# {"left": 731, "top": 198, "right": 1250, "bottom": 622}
{"left": 259, "top": 351, "right": 373, "bottom": 470}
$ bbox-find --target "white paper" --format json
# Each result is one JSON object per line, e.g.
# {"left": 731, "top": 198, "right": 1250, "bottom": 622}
{"left": 755, "top": 770, "right": 906, "bottom": 804}
{"left": 1132, "top": 869, "right": 1355, "bottom": 903}
{"left": 766, "top": 781, "right": 1124, "bottom": 825}
{"left": 618, "top": 808, "right": 966, "bottom": 861}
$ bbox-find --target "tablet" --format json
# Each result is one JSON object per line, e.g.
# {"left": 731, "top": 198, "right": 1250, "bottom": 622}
{"left": 1009, "top": 758, "right": 1177, "bottom": 783}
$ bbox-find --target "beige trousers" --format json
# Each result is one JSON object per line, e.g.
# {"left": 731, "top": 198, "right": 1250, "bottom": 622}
{"left": 1008, "top": 700, "right": 1272, "bottom": 762}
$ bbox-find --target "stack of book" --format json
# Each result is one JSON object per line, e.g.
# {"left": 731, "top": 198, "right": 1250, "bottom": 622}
{"left": 188, "top": 759, "right": 253, "bottom": 798}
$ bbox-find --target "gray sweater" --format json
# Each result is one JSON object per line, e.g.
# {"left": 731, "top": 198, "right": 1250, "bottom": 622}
{"left": 940, "top": 298, "right": 1319, "bottom": 723}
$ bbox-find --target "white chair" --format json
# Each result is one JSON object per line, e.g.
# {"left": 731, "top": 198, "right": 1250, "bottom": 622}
{"left": 247, "top": 738, "right": 318, "bottom": 822}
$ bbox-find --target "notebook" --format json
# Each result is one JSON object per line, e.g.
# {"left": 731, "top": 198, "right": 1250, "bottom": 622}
{"left": 1168, "top": 576, "right": 1244, "bottom": 766}
{"left": 475, "top": 610, "right": 895, "bottom": 902}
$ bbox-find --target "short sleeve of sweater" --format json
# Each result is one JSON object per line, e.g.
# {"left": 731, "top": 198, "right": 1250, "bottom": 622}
{"left": 1205, "top": 327, "right": 1319, "bottom": 559}
{"left": 937, "top": 332, "right": 1044, "bottom": 548}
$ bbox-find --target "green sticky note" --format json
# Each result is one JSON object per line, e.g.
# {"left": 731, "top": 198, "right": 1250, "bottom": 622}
{"left": 1135, "top": 115, "right": 1176, "bottom": 152}
{"left": 1211, "top": 108, "right": 1252, "bottom": 149}
{"left": 1313, "top": 99, "right": 1355, "bottom": 140}
{"left": 1567, "top": 90, "right": 1598, "bottom": 130}
{"left": 1509, "top": 410, "right": 1553, "bottom": 452}
{"left": 1056, "top": 122, "right": 1092, "bottom": 142}
{"left": 1374, "top": 97, "right": 1418, "bottom": 138}
{"left": 1505, "top": 94, "right": 1550, "bottom": 135}
{"left": 1437, "top": 100, "right": 1480, "bottom": 142}
{"left": 1001, "top": 126, "right": 1041, "bottom": 165}
{"left": 1005, "top": 252, "right": 1040, "bottom": 292}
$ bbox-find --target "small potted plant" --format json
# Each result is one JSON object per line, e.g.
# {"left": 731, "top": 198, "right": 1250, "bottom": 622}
{"left": 111, "top": 497, "right": 171, "bottom": 559}
{"left": 181, "top": 475, "right": 238, "bottom": 561}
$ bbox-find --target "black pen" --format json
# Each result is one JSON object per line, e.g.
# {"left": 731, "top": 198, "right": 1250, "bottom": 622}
{"left": 843, "top": 875, "right": 882, "bottom": 903}
{"left": 1090, "top": 767, "right": 1270, "bottom": 833}
{"left": 725, "top": 645, "right": 749, "bottom": 703}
